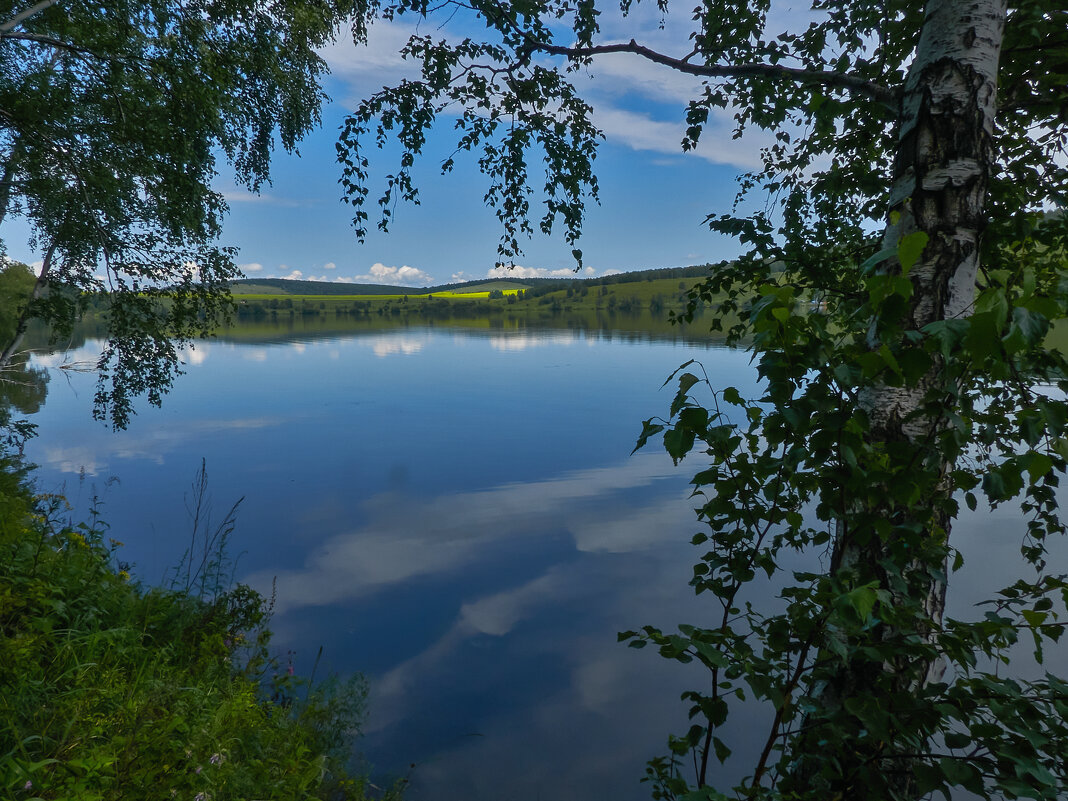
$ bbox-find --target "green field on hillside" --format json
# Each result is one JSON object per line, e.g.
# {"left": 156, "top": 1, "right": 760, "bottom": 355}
{"left": 232, "top": 277, "right": 706, "bottom": 316}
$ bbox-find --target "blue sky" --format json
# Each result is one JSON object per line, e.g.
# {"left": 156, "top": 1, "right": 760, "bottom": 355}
{"left": 8, "top": 3, "right": 796, "bottom": 287}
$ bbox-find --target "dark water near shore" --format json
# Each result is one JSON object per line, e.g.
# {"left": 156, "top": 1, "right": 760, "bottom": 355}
{"left": 21, "top": 318, "right": 1065, "bottom": 800}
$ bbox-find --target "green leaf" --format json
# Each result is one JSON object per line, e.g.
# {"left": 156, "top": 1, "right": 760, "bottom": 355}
{"left": 983, "top": 470, "right": 1007, "bottom": 502}
{"left": 712, "top": 736, "right": 732, "bottom": 764}
{"left": 845, "top": 583, "right": 879, "bottom": 622}
{"left": 943, "top": 731, "right": 970, "bottom": 749}
{"left": 1021, "top": 609, "right": 1048, "bottom": 627}
{"left": 721, "top": 386, "right": 743, "bottom": 406}
{"left": 896, "top": 230, "right": 929, "bottom": 273}
{"left": 860, "top": 246, "right": 896, "bottom": 273}
{"left": 632, "top": 419, "right": 665, "bottom": 453}
{"left": 671, "top": 372, "right": 701, "bottom": 416}
{"left": 664, "top": 426, "right": 697, "bottom": 463}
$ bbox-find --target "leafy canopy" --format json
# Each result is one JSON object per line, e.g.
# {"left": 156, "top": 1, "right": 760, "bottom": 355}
{"left": 0, "top": 0, "right": 374, "bottom": 427}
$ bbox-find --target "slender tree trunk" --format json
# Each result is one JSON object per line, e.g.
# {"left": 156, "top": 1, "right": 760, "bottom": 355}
{"left": 0, "top": 136, "right": 25, "bottom": 230}
{"left": 0, "top": 239, "right": 55, "bottom": 368}
{"left": 784, "top": 1, "right": 1006, "bottom": 797}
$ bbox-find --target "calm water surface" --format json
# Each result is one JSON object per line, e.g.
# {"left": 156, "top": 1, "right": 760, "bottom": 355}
{"left": 25, "top": 323, "right": 762, "bottom": 799}
{"left": 23, "top": 321, "right": 1060, "bottom": 800}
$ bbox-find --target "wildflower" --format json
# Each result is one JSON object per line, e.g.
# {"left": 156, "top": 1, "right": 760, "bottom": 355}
{"left": 24, "top": 781, "right": 32, "bottom": 790}
{"left": 209, "top": 753, "right": 223, "bottom": 766}
{"left": 119, "top": 570, "right": 130, "bottom": 581}
{"left": 195, "top": 765, "right": 202, "bottom": 774}
{"left": 287, "top": 664, "right": 295, "bottom": 676}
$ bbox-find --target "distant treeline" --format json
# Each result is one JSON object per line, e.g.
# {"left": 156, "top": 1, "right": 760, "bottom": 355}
{"left": 229, "top": 262, "right": 721, "bottom": 296}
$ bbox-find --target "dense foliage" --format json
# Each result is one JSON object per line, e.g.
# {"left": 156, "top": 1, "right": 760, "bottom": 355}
{"left": 0, "top": 459, "right": 392, "bottom": 800}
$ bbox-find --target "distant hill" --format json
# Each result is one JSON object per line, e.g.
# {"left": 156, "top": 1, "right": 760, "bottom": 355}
{"left": 230, "top": 264, "right": 718, "bottom": 296}
{"left": 230, "top": 278, "right": 426, "bottom": 296}
{"left": 229, "top": 277, "right": 535, "bottom": 296}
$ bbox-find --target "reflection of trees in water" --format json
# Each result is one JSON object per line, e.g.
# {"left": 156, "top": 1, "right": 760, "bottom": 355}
{"left": 20, "top": 318, "right": 106, "bottom": 354}
{"left": 2, "top": 318, "right": 106, "bottom": 422}
{"left": 216, "top": 308, "right": 725, "bottom": 349}
{"left": 1, "top": 355, "right": 49, "bottom": 416}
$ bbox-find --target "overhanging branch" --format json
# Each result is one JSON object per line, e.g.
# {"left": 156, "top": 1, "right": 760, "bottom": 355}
{"left": 0, "top": 0, "right": 63, "bottom": 33}
{"left": 528, "top": 38, "right": 900, "bottom": 110}
{"left": 0, "top": 30, "right": 99, "bottom": 55}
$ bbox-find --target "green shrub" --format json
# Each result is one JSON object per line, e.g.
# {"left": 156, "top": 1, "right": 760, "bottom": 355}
{"left": 0, "top": 468, "right": 400, "bottom": 801}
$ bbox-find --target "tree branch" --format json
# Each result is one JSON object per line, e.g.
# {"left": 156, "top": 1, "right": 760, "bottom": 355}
{"left": 0, "top": 0, "right": 63, "bottom": 33}
{"left": 0, "top": 30, "right": 99, "bottom": 55}
{"left": 528, "top": 39, "right": 900, "bottom": 110}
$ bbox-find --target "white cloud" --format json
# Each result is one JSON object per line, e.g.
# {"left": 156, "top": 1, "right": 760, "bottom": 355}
{"left": 486, "top": 264, "right": 577, "bottom": 279}
{"left": 581, "top": 51, "right": 704, "bottom": 106}
{"left": 451, "top": 270, "right": 471, "bottom": 282}
{"left": 346, "top": 262, "right": 434, "bottom": 286}
{"left": 323, "top": 262, "right": 337, "bottom": 270}
{"left": 238, "top": 262, "right": 264, "bottom": 273}
{"left": 592, "top": 106, "right": 768, "bottom": 169}
{"left": 282, "top": 269, "right": 304, "bottom": 280}
{"left": 221, "top": 190, "right": 300, "bottom": 207}
{"left": 320, "top": 13, "right": 769, "bottom": 172}
{"left": 320, "top": 19, "right": 440, "bottom": 109}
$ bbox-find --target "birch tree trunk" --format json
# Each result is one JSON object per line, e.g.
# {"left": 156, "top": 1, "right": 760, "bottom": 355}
{"left": 786, "top": 2, "right": 1007, "bottom": 797}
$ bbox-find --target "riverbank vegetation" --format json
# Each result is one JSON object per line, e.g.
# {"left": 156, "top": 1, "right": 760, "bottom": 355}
{"left": 0, "top": 454, "right": 398, "bottom": 800}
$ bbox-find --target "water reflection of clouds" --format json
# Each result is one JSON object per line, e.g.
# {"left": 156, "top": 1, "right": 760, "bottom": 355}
{"left": 356, "top": 534, "right": 708, "bottom": 799}
{"left": 243, "top": 454, "right": 689, "bottom": 613}
{"left": 40, "top": 445, "right": 111, "bottom": 476}
{"left": 371, "top": 335, "right": 425, "bottom": 356}
{"left": 38, "top": 416, "right": 284, "bottom": 475}
{"left": 179, "top": 342, "right": 210, "bottom": 366}
{"left": 362, "top": 335, "right": 428, "bottom": 358}
{"left": 488, "top": 331, "right": 578, "bottom": 351}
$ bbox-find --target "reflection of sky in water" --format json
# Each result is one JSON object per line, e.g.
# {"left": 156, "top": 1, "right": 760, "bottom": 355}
{"left": 23, "top": 326, "right": 1068, "bottom": 800}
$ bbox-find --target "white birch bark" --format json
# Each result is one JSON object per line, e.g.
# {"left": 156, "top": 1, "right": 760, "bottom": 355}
{"left": 796, "top": 2, "right": 1008, "bottom": 797}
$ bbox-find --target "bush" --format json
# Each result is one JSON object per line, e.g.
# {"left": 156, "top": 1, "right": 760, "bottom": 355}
{"left": 0, "top": 464, "right": 400, "bottom": 801}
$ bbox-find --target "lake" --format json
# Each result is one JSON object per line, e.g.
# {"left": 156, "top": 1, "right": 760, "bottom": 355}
{"left": 21, "top": 316, "right": 1060, "bottom": 800}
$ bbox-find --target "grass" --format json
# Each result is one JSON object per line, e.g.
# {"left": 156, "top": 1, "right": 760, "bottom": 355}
{"left": 0, "top": 457, "right": 402, "bottom": 801}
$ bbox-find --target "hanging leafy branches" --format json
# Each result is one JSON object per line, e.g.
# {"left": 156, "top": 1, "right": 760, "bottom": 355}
{"left": 0, "top": 0, "right": 374, "bottom": 427}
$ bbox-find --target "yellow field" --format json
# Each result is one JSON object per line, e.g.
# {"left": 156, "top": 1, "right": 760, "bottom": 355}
{"left": 235, "top": 289, "right": 521, "bottom": 301}
{"left": 430, "top": 289, "right": 521, "bottom": 298}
